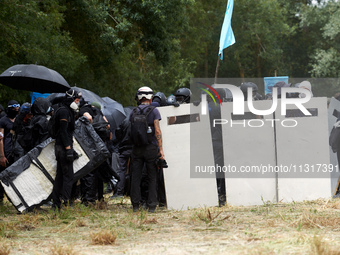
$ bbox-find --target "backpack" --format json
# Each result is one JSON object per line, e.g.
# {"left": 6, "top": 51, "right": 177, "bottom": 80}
{"left": 130, "top": 105, "right": 155, "bottom": 146}
{"left": 329, "top": 124, "right": 340, "bottom": 153}
{"left": 92, "top": 113, "right": 110, "bottom": 141}
{"left": 47, "top": 106, "right": 64, "bottom": 139}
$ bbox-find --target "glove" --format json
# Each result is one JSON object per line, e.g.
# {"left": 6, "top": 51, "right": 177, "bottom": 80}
{"left": 66, "top": 149, "right": 74, "bottom": 163}
{"left": 174, "top": 102, "right": 180, "bottom": 107}
{"left": 73, "top": 150, "right": 79, "bottom": 160}
{"left": 193, "top": 100, "right": 201, "bottom": 106}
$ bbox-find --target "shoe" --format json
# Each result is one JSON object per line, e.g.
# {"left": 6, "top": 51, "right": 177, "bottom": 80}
{"left": 133, "top": 206, "right": 139, "bottom": 212}
{"left": 110, "top": 194, "right": 124, "bottom": 199}
{"left": 148, "top": 206, "right": 156, "bottom": 213}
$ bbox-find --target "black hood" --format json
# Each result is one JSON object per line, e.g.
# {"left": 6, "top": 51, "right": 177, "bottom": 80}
{"left": 32, "top": 97, "right": 51, "bottom": 115}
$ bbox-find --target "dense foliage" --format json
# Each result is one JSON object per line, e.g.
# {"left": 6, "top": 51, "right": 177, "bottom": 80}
{"left": 0, "top": 0, "right": 339, "bottom": 106}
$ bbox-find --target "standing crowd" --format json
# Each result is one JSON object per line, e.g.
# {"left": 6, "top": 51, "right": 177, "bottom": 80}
{"left": 0, "top": 86, "right": 181, "bottom": 213}
{"left": 0, "top": 81, "right": 312, "bottom": 212}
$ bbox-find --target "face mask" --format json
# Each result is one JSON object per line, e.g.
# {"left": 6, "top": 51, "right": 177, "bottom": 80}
{"left": 70, "top": 102, "right": 79, "bottom": 112}
{"left": 7, "top": 109, "right": 18, "bottom": 119}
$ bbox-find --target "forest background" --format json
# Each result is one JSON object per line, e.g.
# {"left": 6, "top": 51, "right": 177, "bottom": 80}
{"left": 0, "top": 0, "right": 339, "bottom": 106}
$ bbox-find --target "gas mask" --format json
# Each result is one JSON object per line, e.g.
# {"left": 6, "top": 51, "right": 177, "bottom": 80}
{"left": 70, "top": 101, "right": 79, "bottom": 112}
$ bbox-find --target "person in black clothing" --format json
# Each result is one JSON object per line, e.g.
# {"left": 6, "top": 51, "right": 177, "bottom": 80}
{"left": 12, "top": 102, "right": 32, "bottom": 155}
{"left": 0, "top": 100, "right": 20, "bottom": 203}
{"left": 78, "top": 101, "right": 112, "bottom": 205}
{"left": 51, "top": 89, "right": 82, "bottom": 209}
{"left": 30, "top": 97, "right": 52, "bottom": 148}
{"left": 0, "top": 105, "right": 5, "bottom": 120}
{"left": 112, "top": 114, "right": 133, "bottom": 199}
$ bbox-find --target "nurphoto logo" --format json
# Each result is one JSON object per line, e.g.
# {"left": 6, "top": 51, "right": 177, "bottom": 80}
{"left": 200, "top": 84, "right": 312, "bottom": 116}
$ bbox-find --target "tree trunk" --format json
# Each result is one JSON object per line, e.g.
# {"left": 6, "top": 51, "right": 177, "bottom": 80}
{"left": 205, "top": 46, "right": 208, "bottom": 77}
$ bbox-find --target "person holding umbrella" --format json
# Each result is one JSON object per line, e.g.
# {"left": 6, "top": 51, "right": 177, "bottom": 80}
{"left": 51, "top": 89, "right": 82, "bottom": 209}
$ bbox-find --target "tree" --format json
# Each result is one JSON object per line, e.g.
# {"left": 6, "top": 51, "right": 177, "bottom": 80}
{"left": 301, "top": 0, "right": 340, "bottom": 78}
{"left": 0, "top": 0, "right": 85, "bottom": 104}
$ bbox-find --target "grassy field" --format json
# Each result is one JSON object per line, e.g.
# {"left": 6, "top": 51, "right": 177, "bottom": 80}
{"left": 0, "top": 196, "right": 340, "bottom": 255}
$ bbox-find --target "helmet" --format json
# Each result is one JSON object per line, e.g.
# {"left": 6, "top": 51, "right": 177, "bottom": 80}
{"left": 66, "top": 88, "right": 82, "bottom": 100}
{"left": 240, "top": 82, "right": 258, "bottom": 94}
{"left": 224, "top": 88, "right": 233, "bottom": 102}
{"left": 153, "top": 92, "right": 167, "bottom": 106}
{"left": 20, "top": 102, "right": 31, "bottom": 114}
{"left": 174, "top": 88, "right": 192, "bottom": 103}
{"left": 137, "top": 86, "right": 153, "bottom": 100}
{"left": 253, "top": 92, "right": 263, "bottom": 101}
{"left": 211, "top": 86, "right": 226, "bottom": 100}
{"left": 166, "top": 95, "right": 176, "bottom": 105}
{"left": 240, "top": 82, "right": 258, "bottom": 101}
{"left": 273, "top": 81, "right": 291, "bottom": 98}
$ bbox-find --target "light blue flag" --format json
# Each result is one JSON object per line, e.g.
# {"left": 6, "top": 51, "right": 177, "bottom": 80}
{"left": 219, "top": 0, "right": 236, "bottom": 60}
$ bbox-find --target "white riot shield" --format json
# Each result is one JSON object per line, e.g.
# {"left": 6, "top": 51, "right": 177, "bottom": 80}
{"left": 0, "top": 118, "right": 110, "bottom": 213}
{"left": 221, "top": 100, "right": 277, "bottom": 206}
{"left": 158, "top": 104, "right": 218, "bottom": 210}
{"left": 326, "top": 97, "right": 340, "bottom": 196}
{"left": 275, "top": 97, "right": 332, "bottom": 202}
{"left": 1, "top": 138, "right": 90, "bottom": 213}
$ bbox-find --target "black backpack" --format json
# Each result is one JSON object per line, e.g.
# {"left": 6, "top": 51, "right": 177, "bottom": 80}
{"left": 130, "top": 105, "right": 155, "bottom": 146}
{"left": 47, "top": 106, "right": 64, "bottom": 139}
{"left": 92, "top": 113, "right": 110, "bottom": 141}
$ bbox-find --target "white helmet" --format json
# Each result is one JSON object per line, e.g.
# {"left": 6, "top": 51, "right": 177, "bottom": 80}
{"left": 137, "top": 86, "right": 153, "bottom": 100}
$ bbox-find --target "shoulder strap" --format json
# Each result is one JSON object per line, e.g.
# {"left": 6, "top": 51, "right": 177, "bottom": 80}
{"left": 144, "top": 106, "right": 155, "bottom": 117}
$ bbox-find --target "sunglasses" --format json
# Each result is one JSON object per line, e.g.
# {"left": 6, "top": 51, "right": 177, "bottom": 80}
{"left": 8, "top": 104, "right": 20, "bottom": 108}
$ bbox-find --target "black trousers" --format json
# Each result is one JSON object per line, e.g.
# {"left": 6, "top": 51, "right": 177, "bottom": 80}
{"left": 52, "top": 145, "right": 74, "bottom": 208}
{"left": 116, "top": 149, "right": 132, "bottom": 195}
{"left": 0, "top": 152, "right": 15, "bottom": 202}
{"left": 130, "top": 144, "right": 159, "bottom": 208}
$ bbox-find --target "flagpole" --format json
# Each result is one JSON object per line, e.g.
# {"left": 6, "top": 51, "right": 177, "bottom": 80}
{"left": 214, "top": 55, "right": 221, "bottom": 84}
{"left": 218, "top": 0, "right": 235, "bottom": 84}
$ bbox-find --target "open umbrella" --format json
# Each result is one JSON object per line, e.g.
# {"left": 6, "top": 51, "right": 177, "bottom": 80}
{"left": 0, "top": 64, "right": 70, "bottom": 93}
{"left": 74, "top": 87, "right": 103, "bottom": 103}
{"left": 101, "top": 97, "right": 126, "bottom": 131}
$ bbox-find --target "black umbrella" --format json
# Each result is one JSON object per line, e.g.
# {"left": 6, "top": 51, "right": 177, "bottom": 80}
{"left": 47, "top": 87, "right": 127, "bottom": 131}
{"left": 74, "top": 87, "right": 103, "bottom": 103}
{"left": 101, "top": 97, "right": 126, "bottom": 131}
{"left": 0, "top": 64, "right": 70, "bottom": 93}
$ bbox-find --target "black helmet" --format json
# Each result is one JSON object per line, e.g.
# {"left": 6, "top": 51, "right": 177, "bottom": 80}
{"left": 174, "top": 88, "right": 192, "bottom": 103}
{"left": 240, "top": 82, "right": 258, "bottom": 100}
{"left": 240, "top": 82, "right": 258, "bottom": 94}
{"left": 153, "top": 92, "right": 167, "bottom": 106}
{"left": 166, "top": 95, "right": 179, "bottom": 107}
{"left": 212, "top": 87, "right": 226, "bottom": 100}
{"left": 66, "top": 88, "right": 82, "bottom": 100}
{"left": 224, "top": 88, "right": 233, "bottom": 102}
{"left": 253, "top": 92, "right": 263, "bottom": 101}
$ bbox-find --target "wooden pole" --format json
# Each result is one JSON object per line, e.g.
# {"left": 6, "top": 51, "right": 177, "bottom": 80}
{"left": 215, "top": 55, "right": 221, "bottom": 84}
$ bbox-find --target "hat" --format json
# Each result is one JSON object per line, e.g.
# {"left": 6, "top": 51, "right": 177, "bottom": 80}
{"left": 91, "top": 101, "right": 101, "bottom": 110}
